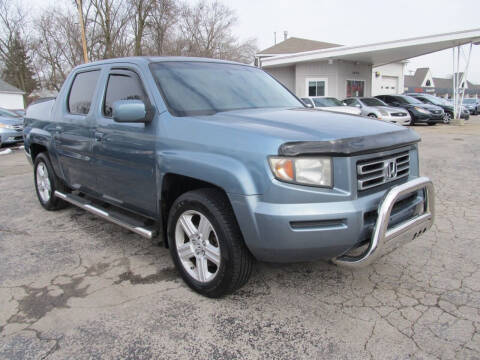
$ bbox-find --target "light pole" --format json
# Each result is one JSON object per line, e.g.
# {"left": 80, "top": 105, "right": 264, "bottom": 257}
{"left": 76, "top": 0, "right": 89, "bottom": 63}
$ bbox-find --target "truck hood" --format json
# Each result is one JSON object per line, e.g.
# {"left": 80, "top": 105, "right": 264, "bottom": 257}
{"left": 192, "top": 107, "right": 420, "bottom": 155}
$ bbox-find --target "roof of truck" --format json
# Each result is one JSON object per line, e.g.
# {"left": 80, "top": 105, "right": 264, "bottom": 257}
{"left": 74, "top": 56, "right": 247, "bottom": 70}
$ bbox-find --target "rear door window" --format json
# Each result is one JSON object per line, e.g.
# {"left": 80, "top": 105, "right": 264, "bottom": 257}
{"left": 68, "top": 70, "right": 101, "bottom": 115}
{"left": 103, "top": 71, "right": 148, "bottom": 117}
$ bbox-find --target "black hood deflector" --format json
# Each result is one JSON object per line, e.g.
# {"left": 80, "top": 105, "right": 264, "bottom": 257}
{"left": 279, "top": 129, "right": 420, "bottom": 157}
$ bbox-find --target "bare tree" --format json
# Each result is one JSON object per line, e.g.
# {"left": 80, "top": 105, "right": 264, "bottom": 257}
{"left": 178, "top": 1, "right": 257, "bottom": 63}
{"left": 1, "top": 0, "right": 257, "bottom": 94}
{"left": 87, "top": 0, "right": 130, "bottom": 59}
{"left": 129, "top": 0, "right": 155, "bottom": 56}
{"left": 0, "top": 0, "right": 38, "bottom": 96}
{"left": 0, "top": 0, "right": 26, "bottom": 61}
{"left": 146, "top": 0, "right": 180, "bottom": 56}
{"left": 33, "top": 9, "right": 84, "bottom": 91}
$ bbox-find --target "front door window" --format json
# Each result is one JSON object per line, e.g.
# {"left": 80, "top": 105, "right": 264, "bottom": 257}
{"left": 347, "top": 80, "right": 365, "bottom": 97}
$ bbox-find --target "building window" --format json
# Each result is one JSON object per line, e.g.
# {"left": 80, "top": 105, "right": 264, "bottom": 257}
{"left": 306, "top": 78, "right": 327, "bottom": 96}
{"left": 425, "top": 80, "right": 431, "bottom": 87}
{"left": 346, "top": 80, "right": 365, "bottom": 97}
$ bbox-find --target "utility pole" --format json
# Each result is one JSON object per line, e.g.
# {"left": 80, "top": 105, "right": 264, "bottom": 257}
{"left": 76, "top": 0, "right": 89, "bottom": 63}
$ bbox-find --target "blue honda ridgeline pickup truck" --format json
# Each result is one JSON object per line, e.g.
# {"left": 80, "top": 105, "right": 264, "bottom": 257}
{"left": 24, "top": 57, "right": 435, "bottom": 297}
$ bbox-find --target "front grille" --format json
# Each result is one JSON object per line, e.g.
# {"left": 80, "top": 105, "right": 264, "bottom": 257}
{"left": 12, "top": 124, "right": 23, "bottom": 132}
{"left": 357, "top": 151, "right": 410, "bottom": 191}
{"left": 391, "top": 112, "right": 407, "bottom": 117}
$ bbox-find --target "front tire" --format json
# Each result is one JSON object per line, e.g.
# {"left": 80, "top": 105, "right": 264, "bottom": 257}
{"left": 167, "top": 188, "right": 253, "bottom": 298}
{"left": 443, "top": 112, "right": 452, "bottom": 124}
{"left": 34, "top": 153, "right": 68, "bottom": 210}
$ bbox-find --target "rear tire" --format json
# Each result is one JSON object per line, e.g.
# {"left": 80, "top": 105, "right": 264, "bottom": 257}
{"left": 367, "top": 114, "right": 377, "bottom": 118}
{"left": 34, "top": 152, "right": 69, "bottom": 210}
{"left": 167, "top": 188, "right": 253, "bottom": 298}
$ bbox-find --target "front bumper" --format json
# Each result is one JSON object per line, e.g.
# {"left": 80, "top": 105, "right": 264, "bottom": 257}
{"left": 230, "top": 177, "right": 434, "bottom": 263}
{"left": 410, "top": 112, "right": 431, "bottom": 122}
{"left": 428, "top": 112, "right": 444, "bottom": 123}
{"left": 0, "top": 129, "right": 23, "bottom": 145}
{"left": 382, "top": 114, "right": 411, "bottom": 125}
{"left": 333, "top": 176, "right": 434, "bottom": 268}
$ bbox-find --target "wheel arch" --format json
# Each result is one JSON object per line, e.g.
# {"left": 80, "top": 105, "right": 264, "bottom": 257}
{"left": 160, "top": 173, "right": 233, "bottom": 248}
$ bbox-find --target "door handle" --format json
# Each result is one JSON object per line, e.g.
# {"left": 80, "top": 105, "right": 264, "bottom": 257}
{"left": 94, "top": 131, "right": 105, "bottom": 142}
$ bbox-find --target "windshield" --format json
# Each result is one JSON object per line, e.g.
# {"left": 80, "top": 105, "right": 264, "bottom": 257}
{"left": 149, "top": 62, "right": 303, "bottom": 116}
{"left": 0, "top": 108, "right": 21, "bottom": 118}
{"left": 313, "top": 97, "right": 343, "bottom": 107}
{"left": 361, "top": 98, "right": 386, "bottom": 106}
{"left": 396, "top": 96, "right": 423, "bottom": 105}
{"left": 422, "top": 95, "right": 449, "bottom": 106}
{"left": 463, "top": 99, "right": 476, "bottom": 104}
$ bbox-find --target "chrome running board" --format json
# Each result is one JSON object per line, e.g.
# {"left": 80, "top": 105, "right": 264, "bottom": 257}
{"left": 54, "top": 191, "right": 157, "bottom": 239}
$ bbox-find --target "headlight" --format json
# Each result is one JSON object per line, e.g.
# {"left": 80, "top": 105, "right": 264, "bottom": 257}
{"left": 379, "top": 109, "right": 389, "bottom": 116}
{"left": 0, "top": 123, "right": 14, "bottom": 129}
{"left": 268, "top": 156, "right": 332, "bottom": 187}
{"left": 414, "top": 107, "right": 430, "bottom": 114}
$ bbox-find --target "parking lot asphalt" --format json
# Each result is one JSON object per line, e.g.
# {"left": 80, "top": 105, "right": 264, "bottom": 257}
{"left": 1, "top": 117, "right": 480, "bottom": 359}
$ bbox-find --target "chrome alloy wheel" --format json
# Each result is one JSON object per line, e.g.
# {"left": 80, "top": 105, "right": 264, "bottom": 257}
{"left": 175, "top": 210, "right": 221, "bottom": 283}
{"left": 36, "top": 162, "right": 52, "bottom": 203}
{"left": 443, "top": 112, "right": 451, "bottom": 124}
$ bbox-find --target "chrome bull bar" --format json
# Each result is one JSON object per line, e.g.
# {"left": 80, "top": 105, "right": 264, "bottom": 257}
{"left": 333, "top": 176, "right": 435, "bottom": 268}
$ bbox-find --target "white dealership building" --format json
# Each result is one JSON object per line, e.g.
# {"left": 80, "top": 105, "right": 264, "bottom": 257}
{"left": 255, "top": 28, "right": 480, "bottom": 99}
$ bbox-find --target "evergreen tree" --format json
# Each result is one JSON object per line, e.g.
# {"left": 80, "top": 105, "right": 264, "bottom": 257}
{"left": 2, "top": 34, "right": 38, "bottom": 96}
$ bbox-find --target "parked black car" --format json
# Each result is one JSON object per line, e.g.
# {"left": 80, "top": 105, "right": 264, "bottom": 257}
{"left": 375, "top": 95, "right": 444, "bottom": 125}
{"left": 462, "top": 98, "right": 480, "bottom": 115}
{"left": 406, "top": 93, "right": 469, "bottom": 123}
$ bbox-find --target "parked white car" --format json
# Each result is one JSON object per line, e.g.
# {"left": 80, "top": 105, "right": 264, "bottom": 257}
{"left": 343, "top": 97, "right": 411, "bottom": 125}
{"left": 301, "top": 97, "right": 362, "bottom": 115}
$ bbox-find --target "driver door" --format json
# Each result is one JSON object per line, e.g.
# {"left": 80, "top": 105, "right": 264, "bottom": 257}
{"left": 92, "top": 68, "right": 157, "bottom": 217}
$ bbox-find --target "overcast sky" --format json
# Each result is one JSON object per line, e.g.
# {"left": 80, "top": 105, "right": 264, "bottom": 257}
{"left": 223, "top": 0, "right": 480, "bottom": 82}
{"left": 33, "top": 0, "right": 480, "bottom": 82}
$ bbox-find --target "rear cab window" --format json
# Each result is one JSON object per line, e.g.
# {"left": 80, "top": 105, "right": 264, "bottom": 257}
{"left": 67, "top": 70, "right": 101, "bottom": 115}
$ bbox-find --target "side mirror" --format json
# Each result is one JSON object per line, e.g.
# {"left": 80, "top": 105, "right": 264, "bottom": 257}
{"left": 112, "top": 100, "right": 149, "bottom": 123}
{"left": 355, "top": 103, "right": 361, "bottom": 108}
{"left": 305, "top": 103, "right": 313, "bottom": 108}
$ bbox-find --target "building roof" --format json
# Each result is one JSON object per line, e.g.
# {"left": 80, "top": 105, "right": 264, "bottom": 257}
{"left": 257, "top": 37, "right": 341, "bottom": 55}
{"left": 404, "top": 75, "right": 417, "bottom": 87}
{"left": 432, "top": 77, "right": 453, "bottom": 89}
{"left": 412, "top": 68, "right": 429, "bottom": 85}
{"left": 0, "top": 79, "right": 24, "bottom": 94}
{"left": 404, "top": 68, "right": 433, "bottom": 87}
{"left": 261, "top": 28, "right": 480, "bottom": 68}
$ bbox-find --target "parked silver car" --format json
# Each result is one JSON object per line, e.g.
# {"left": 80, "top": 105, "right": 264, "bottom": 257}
{"left": 301, "top": 97, "right": 362, "bottom": 115}
{"left": 0, "top": 107, "right": 24, "bottom": 147}
{"left": 344, "top": 97, "right": 411, "bottom": 125}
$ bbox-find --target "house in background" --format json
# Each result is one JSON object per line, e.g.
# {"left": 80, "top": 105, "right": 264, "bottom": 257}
{"left": 404, "top": 68, "right": 480, "bottom": 98}
{"left": 255, "top": 28, "right": 480, "bottom": 100}
{"left": 0, "top": 79, "right": 25, "bottom": 109}
{"left": 256, "top": 37, "right": 378, "bottom": 98}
